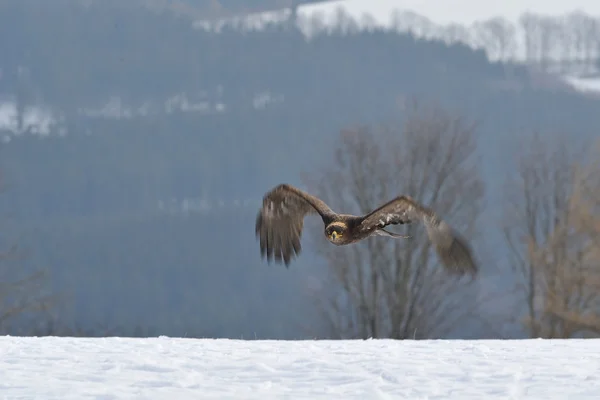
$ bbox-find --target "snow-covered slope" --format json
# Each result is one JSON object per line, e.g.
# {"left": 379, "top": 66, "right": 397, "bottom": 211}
{"left": 193, "top": 0, "right": 600, "bottom": 28}
{"left": 299, "top": 0, "right": 600, "bottom": 26}
{"left": 193, "top": 0, "right": 600, "bottom": 94}
{"left": 2, "top": 336, "right": 600, "bottom": 399}
{"left": 563, "top": 76, "right": 600, "bottom": 95}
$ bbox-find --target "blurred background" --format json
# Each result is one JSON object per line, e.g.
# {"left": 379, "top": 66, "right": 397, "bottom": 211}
{"left": 1, "top": 0, "right": 600, "bottom": 340}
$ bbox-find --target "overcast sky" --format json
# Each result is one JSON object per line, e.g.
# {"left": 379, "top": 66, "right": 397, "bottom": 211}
{"left": 301, "top": 0, "right": 600, "bottom": 25}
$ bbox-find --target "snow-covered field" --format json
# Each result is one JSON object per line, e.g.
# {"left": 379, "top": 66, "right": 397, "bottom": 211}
{"left": 2, "top": 336, "right": 600, "bottom": 399}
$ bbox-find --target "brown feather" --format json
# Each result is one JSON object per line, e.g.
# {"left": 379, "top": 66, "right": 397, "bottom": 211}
{"left": 255, "top": 184, "right": 477, "bottom": 277}
{"left": 255, "top": 184, "right": 336, "bottom": 267}
{"left": 359, "top": 195, "right": 478, "bottom": 276}
{"left": 359, "top": 195, "right": 427, "bottom": 229}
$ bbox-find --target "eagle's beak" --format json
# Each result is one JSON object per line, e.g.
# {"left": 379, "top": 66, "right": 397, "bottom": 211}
{"left": 331, "top": 231, "right": 338, "bottom": 240}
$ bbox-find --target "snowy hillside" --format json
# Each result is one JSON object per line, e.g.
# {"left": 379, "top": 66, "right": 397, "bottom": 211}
{"left": 194, "top": 0, "right": 600, "bottom": 93}
{"left": 2, "top": 336, "right": 600, "bottom": 399}
{"left": 297, "top": 0, "right": 600, "bottom": 26}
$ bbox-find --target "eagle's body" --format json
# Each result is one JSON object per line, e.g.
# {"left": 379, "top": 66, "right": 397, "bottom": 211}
{"left": 319, "top": 214, "right": 408, "bottom": 246}
{"left": 255, "top": 183, "right": 478, "bottom": 276}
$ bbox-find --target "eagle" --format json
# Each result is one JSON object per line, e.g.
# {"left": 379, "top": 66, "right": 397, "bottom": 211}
{"left": 255, "top": 183, "right": 477, "bottom": 276}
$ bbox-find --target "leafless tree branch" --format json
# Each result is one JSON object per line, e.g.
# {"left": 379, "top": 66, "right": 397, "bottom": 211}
{"left": 304, "top": 98, "right": 489, "bottom": 339}
{"left": 503, "top": 134, "right": 600, "bottom": 338}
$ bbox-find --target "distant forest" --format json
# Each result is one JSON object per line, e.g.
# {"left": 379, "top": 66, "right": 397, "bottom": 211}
{"left": 0, "top": 0, "right": 599, "bottom": 340}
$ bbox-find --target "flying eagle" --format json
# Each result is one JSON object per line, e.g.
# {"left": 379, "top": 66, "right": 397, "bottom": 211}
{"left": 255, "top": 184, "right": 477, "bottom": 276}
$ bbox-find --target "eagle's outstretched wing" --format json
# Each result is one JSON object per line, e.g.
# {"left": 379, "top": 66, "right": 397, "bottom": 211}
{"left": 255, "top": 184, "right": 336, "bottom": 266}
{"left": 359, "top": 195, "right": 478, "bottom": 276}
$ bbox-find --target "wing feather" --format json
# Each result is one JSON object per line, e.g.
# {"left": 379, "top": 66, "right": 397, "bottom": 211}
{"left": 359, "top": 195, "right": 478, "bottom": 276}
{"left": 255, "top": 184, "right": 336, "bottom": 267}
{"left": 359, "top": 195, "right": 426, "bottom": 228}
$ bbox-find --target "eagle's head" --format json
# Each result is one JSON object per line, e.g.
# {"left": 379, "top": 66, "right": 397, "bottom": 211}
{"left": 325, "top": 222, "right": 347, "bottom": 244}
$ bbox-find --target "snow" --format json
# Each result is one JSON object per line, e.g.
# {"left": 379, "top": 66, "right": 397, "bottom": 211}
{"left": 195, "top": 0, "right": 600, "bottom": 39}
{"left": 192, "top": 0, "right": 600, "bottom": 94}
{"left": 300, "top": 0, "right": 600, "bottom": 26}
{"left": 2, "top": 336, "right": 600, "bottom": 399}
{"left": 563, "top": 76, "right": 600, "bottom": 94}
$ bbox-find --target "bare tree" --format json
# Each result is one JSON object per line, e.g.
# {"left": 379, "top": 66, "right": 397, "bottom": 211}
{"left": 579, "top": 15, "right": 599, "bottom": 74}
{"left": 563, "top": 12, "right": 599, "bottom": 73}
{"left": 518, "top": 13, "right": 564, "bottom": 69}
{"left": 304, "top": 100, "right": 488, "bottom": 339}
{"left": 537, "top": 17, "right": 562, "bottom": 70}
{"left": 0, "top": 243, "right": 60, "bottom": 333}
{"left": 301, "top": 10, "right": 327, "bottom": 38}
{"left": 532, "top": 142, "right": 600, "bottom": 336}
{"left": 565, "top": 12, "right": 587, "bottom": 63}
{"left": 440, "top": 23, "right": 471, "bottom": 47}
{"left": 0, "top": 175, "right": 60, "bottom": 333}
{"left": 472, "top": 17, "right": 518, "bottom": 62}
{"left": 330, "top": 6, "right": 360, "bottom": 36}
{"left": 502, "top": 133, "right": 600, "bottom": 338}
{"left": 519, "top": 13, "right": 542, "bottom": 65}
{"left": 389, "top": 10, "right": 441, "bottom": 40}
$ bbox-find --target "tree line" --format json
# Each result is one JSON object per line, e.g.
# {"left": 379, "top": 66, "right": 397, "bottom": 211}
{"left": 386, "top": 9, "right": 600, "bottom": 74}
{"left": 294, "top": 7, "right": 600, "bottom": 74}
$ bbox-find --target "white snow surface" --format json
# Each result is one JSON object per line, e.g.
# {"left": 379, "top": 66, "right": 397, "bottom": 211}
{"left": 564, "top": 77, "right": 600, "bottom": 94}
{"left": 300, "top": 0, "right": 600, "bottom": 26}
{"left": 2, "top": 336, "right": 600, "bottom": 399}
